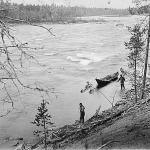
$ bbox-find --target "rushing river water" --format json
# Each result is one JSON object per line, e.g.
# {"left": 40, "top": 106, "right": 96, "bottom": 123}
{"left": 0, "top": 15, "right": 143, "bottom": 141}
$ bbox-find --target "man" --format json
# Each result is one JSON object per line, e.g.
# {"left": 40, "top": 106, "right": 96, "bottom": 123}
{"left": 118, "top": 74, "right": 125, "bottom": 90}
{"left": 79, "top": 103, "right": 85, "bottom": 123}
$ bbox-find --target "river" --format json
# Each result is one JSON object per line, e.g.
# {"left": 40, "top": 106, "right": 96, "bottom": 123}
{"left": 0, "top": 15, "right": 142, "bottom": 142}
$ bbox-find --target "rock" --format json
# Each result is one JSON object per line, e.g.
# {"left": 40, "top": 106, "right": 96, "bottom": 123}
{"left": 14, "top": 143, "right": 25, "bottom": 150}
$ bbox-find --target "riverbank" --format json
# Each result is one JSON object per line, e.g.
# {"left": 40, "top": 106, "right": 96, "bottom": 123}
{"left": 4, "top": 87, "right": 150, "bottom": 150}
{"left": 8, "top": 17, "right": 108, "bottom": 26}
{"left": 7, "top": 14, "right": 132, "bottom": 26}
{"left": 41, "top": 88, "right": 150, "bottom": 149}
{"left": 67, "top": 97, "right": 150, "bottom": 149}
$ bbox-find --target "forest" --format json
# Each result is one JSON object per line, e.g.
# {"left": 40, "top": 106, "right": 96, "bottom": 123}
{"left": 0, "top": 1, "right": 130, "bottom": 23}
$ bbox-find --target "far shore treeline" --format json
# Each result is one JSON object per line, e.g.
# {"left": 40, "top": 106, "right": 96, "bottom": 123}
{"left": 0, "top": 1, "right": 130, "bottom": 23}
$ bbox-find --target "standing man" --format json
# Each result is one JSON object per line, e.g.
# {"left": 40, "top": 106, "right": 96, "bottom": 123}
{"left": 118, "top": 74, "right": 125, "bottom": 90}
{"left": 79, "top": 103, "right": 85, "bottom": 123}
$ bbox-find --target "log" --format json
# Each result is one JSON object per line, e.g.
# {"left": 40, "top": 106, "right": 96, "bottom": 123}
{"left": 97, "top": 140, "right": 119, "bottom": 150}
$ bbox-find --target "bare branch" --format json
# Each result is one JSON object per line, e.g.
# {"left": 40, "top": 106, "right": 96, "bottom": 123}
{"left": 0, "top": 110, "right": 11, "bottom": 117}
{"left": 0, "top": 13, "right": 56, "bottom": 117}
{"left": 5, "top": 16, "right": 55, "bottom": 36}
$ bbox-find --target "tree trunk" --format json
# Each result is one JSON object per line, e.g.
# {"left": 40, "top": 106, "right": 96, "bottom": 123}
{"left": 41, "top": 99, "right": 47, "bottom": 150}
{"left": 135, "top": 58, "right": 137, "bottom": 103}
{"left": 44, "top": 115, "right": 47, "bottom": 150}
{"left": 141, "top": 14, "right": 150, "bottom": 99}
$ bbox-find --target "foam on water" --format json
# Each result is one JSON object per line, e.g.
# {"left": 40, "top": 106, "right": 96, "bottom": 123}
{"left": 44, "top": 52, "right": 58, "bottom": 56}
{"left": 66, "top": 56, "right": 80, "bottom": 62}
{"left": 67, "top": 52, "right": 110, "bottom": 66}
{"left": 77, "top": 52, "right": 102, "bottom": 62}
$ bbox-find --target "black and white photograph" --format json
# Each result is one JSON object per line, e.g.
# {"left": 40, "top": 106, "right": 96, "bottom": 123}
{"left": 1, "top": 0, "right": 150, "bottom": 149}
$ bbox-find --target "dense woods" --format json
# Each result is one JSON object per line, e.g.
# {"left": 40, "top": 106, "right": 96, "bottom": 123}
{"left": 129, "top": 5, "right": 150, "bottom": 15}
{"left": 0, "top": 1, "right": 129, "bottom": 23}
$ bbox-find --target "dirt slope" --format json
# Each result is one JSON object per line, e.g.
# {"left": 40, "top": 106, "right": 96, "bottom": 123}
{"left": 63, "top": 99, "right": 150, "bottom": 149}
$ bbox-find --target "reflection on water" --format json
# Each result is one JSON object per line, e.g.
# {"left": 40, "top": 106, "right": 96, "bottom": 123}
{"left": 0, "top": 16, "right": 142, "bottom": 140}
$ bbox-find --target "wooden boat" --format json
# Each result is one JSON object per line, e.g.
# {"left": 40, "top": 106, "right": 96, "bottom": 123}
{"left": 95, "top": 72, "right": 119, "bottom": 88}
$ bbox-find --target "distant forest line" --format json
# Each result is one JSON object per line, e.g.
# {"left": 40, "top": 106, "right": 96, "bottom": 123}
{"left": 0, "top": 1, "right": 130, "bottom": 23}
{"left": 129, "top": 5, "right": 150, "bottom": 15}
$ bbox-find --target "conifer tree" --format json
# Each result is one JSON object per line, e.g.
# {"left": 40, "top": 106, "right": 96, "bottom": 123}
{"left": 125, "top": 24, "right": 145, "bottom": 102}
{"left": 32, "top": 99, "right": 53, "bottom": 150}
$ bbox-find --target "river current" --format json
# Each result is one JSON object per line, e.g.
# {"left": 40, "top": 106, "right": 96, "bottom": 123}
{"left": 0, "top": 15, "right": 142, "bottom": 141}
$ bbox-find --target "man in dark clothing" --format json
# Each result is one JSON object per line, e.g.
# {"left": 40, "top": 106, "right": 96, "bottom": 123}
{"left": 79, "top": 103, "right": 85, "bottom": 123}
{"left": 118, "top": 75, "right": 125, "bottom": 90}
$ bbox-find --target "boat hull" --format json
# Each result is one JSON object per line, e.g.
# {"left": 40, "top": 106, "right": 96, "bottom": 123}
{"left": 95, "top": 72, "right": 119, "bottom": 88}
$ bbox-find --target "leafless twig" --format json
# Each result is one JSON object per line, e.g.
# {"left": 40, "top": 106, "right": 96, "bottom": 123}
{"left": 0, "top": 10, "right": 56, "bottom": 117}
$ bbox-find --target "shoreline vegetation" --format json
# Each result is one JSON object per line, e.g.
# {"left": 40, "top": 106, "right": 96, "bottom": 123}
{"left": 9, "top": 17, "right": 108, "bottom": 26}
{"left": 1, "top": 2, "right": 130, "bottom": 24}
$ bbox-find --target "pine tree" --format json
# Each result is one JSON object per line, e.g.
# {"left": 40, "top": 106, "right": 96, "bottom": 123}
{"left": 32, "top": 99, "right": 53, "bottom": 150}
{"left": 125, "top": 24, "right": 145, "bottom": 102}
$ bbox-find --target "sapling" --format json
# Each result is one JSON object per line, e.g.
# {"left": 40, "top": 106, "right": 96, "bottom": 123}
{"left": 32, "top": 99, "right": 53, "bottom": 150}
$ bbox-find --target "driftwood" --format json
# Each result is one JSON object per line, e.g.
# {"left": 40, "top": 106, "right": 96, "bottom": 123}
{"left": 97, "top": 140, "right": 119, "bottom": 150}
{"left": 89, "top": 110, "right": 125, "bottom": 131}
{"left": 47, "top": 126, "right": 89, "bottom": 144}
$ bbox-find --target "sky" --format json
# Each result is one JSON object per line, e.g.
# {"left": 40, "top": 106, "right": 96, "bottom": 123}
{"left": 11, "top": 0, "right": 134, "bottom": 9}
